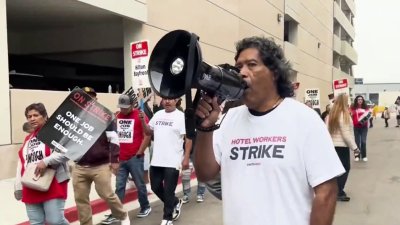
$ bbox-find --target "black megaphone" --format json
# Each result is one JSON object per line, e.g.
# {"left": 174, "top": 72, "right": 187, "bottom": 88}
{"left": 148, "top": 30, "right": 247, "bottom": 138}
{"left": 148, "top": 30, "right": 247, "bottom": 101}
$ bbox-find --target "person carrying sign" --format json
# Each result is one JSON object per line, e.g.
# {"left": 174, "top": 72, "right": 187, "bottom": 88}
{"left": 102, "top": 94, "right": 152, "bottom": 224}
{"left": 141, "top": 98, "right": 192, "bottom": 225}
{"left": 14, "top": 103, "right": 70, "bottom": 225}
{"left": 72, "top": 87, "right": 130, "bottom": 225}
{"left": 350, "top": 95, "right": 371, "bottom": 162}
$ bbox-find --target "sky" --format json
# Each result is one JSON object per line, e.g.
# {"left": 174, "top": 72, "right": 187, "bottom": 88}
{"left": 353, "top": 1, "right": 400, "bottom": 83}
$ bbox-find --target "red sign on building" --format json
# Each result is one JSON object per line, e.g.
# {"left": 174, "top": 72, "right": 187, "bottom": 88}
{"left": 131, "top": 41, "right": 149, "bottom": 59}
{"left": 333, "top": 79, "right": 348, "bottom": 90}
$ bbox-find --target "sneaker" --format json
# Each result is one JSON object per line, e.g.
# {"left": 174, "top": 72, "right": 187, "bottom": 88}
{"left": 172, "top": 199, "right": 183, "bottom": 221}
{"left": 160, "top": 219, "right": 173, "bottom": 225}
{"left": 137, "top": 207, "right": 152, "bottom": 218}
{"left": 101, "top": 215, "right": 119, "bottom": 224}
{"left": 354, "top": 157, "right": 360, "bottom": 162}
{"left": 362, "top": 157, "right": 368, "bottom": 162}
{"left": 182, "top": 195, "right": 190, "bottom": 204}
{"left": 337, "top": 195, "right": 350, "bottom": 202}
{"left": 120, "top": 215, "right": 130, "bottom": 225}
{"left": 196, "top": 195, "right": 204, "bottom": 203}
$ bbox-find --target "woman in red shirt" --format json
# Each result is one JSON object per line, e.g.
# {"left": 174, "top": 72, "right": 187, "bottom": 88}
{"left": 350, "top": 96, "right": 371, "bottom": 162}
{"left": 14, "top": 103, "right": 70, "bottom": 225}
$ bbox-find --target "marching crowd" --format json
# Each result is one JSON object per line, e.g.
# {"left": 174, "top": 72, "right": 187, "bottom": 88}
{"left": 15, "top": 87, "right": 207, "bottom": 225}
{"left": 13, "top": 36, "right": 400, "bottom": 225}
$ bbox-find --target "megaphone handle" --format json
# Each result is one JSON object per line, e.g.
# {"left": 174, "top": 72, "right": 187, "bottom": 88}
{"left": 194, "top": 91, "right": 224, "bottom": 132}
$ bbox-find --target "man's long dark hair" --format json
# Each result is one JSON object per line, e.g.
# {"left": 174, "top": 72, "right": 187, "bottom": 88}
{"left": 234, "top": 37, "right": 294, "bottom": 98}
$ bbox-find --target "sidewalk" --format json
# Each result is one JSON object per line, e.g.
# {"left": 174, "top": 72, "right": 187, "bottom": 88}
{"left": 1, "top": 172, "right": 137, "bottom": 224}
{"left": 333, "top": 118, "right": 400, "bottom": 225}
{"left": 3, "top": 117, "right": 400, "bottom": 224}
{"left": 119, "top": 191, "right": 222, "bottom": 225}
{"left": 2, "top": 170, "right": 196, "bottom": 225}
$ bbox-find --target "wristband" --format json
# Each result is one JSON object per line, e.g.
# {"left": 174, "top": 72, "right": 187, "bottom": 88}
{"left": 196, "top": 124, "right": 220, "bottom": 132}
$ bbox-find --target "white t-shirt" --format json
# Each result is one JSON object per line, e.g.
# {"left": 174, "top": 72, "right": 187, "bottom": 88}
{"left": 22, "top": 136, "right": 46, "bottom": 168}
{"left": 213, "top": 98, "right": 345, "bottom": 225}
{"left": 149, "top": 109, "right": 186, "bottom": 168}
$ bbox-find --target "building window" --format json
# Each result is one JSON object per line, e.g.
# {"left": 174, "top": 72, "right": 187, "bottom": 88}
{"left": 369, "top": 93, "right": 379, "bottom": 105}
{"left": 284, "top": 15, "right": 298, "bottom": 45}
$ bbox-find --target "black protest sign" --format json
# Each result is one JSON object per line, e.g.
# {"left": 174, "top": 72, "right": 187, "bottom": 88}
{"left": 37, "top": 88, "right": 114, "bottom": 161}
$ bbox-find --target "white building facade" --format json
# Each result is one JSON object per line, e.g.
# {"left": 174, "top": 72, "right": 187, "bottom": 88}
{"left": 0, "top": 0, "right": 357, "bottom": 180}
{"left": 354, "top": 83, "right": 400, "bottom": 107}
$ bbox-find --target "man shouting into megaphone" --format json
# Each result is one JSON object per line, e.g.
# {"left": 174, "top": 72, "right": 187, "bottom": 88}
{"left": 194, "top": 36, "right": 345, "bottom": 225}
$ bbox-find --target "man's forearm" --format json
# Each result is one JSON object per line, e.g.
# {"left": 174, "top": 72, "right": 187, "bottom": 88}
{"left": 310, "top": 179, "right": 338, "bottom": 225}
{"left": 140, "top": 118, "right": 153, "bottom": 136}
{"left": 184, "top": 138, "right": 193, "bottom": 160}
{"left": 137, "top": 135, "right": 151, "bottom": 155}
{"left": 193, "top": 131, "right": 220, "bottom": 182}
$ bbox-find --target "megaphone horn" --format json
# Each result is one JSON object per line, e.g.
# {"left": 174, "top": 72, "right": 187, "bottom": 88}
{"left": 148, "top": 30, "right": 247, "bottom": 101}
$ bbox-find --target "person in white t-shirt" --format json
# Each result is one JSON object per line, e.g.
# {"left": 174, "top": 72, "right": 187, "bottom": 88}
{"left": 141, "top": 98, "right": 192, "bottom": 225}
{"left": 194, "top": 36, "right": 345, "bottom": 225}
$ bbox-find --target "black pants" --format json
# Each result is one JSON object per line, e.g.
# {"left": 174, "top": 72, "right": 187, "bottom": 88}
{"left": 150, "top": 166, "right": 179, "bottom": 220}
{"left": 335, "top": 147, "right": 350, "bottom": 196}
{"left": 385, "top": 119, "right": 389, "bottom": 127}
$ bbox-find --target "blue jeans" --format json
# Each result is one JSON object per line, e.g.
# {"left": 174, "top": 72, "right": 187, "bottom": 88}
{"left": 354, "top": 127, "right": 368, "bottom": 158}
{"left": 182, "top": 162, "right": 206, "bottom": 196}
{"left": 183, "top": 178, "right": 206, "bottom": 196}
{"left": 25, "top": 199, "right": 69, "bottom": 225}
{"left": 116, "top": 156, "right": 150, "bottom": 209}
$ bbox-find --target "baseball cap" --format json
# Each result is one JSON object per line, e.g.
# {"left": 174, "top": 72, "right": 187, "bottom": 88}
{"left": 82, "top": 87, "right": 97, "bottom": 97}
{"left": 117, "top": 94, "right": 134, "bottom": 108}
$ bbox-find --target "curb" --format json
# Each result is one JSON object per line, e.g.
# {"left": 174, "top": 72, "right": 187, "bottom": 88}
{"left": 17, "top": 172, "right": 197, "bottom": 224}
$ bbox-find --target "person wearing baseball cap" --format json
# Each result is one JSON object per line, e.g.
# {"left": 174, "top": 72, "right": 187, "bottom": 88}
{"left": 82, "top": 86, "right": 97, "bottom": 97}
{"left": 73, "top": 87, "right": 130, "bottom": 225}
{"left": 117, "top": 94, "right": 134, "bottom": 108}
{"left": 102, "top": 94, "right": 152, "bottom": 224}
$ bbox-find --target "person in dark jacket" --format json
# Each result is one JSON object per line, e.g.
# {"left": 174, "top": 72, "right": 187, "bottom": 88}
{"left": 72, "top": 87, "right": 130, "bottom": 225}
